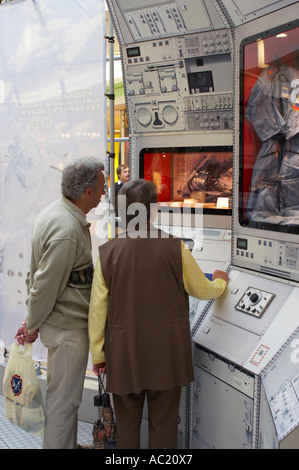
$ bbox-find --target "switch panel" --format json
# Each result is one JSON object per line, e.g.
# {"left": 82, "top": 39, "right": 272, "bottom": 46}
{"left": 235, "top": 287, "right": 275, "bottom": 318}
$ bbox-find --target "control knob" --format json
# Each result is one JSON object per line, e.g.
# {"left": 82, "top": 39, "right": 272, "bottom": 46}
{"left": 250, "top": 292, "right": 260, "bottom": 304}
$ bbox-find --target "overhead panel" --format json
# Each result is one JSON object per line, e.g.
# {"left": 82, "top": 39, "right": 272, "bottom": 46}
{"left": 221, "top": 0, "right": 298, "bottom": 26}
{"left": 113, "top": 0, "right": 227, "bottom": 43}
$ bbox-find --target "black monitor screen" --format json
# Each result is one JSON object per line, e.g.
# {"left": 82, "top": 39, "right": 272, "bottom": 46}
{"left": 239, "top": 20, "right": 299, "bottom": 234}
{"left": 188, "top": 71, "right": 214, "bottom": 94}
{"left": 139, "top": 146, "right": 233, "bottom": 214}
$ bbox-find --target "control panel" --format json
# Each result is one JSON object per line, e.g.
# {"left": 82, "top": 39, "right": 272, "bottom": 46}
{"left": 235, "top": 287, "right": 275, "bottom": 318}
{"left": 233, "top": 234, "right": 299, "bottom": 283}
{"left": 116, "top": 0, "right": 226, "bottom": 42}
{"left": 184, "top": 93, "right": 233, "bottom": 130}
{"left": 175, "top": 30, "right": 231, "bottom": 58}
{"left": 122, "top": 30, "right": 233, "bottom": 134}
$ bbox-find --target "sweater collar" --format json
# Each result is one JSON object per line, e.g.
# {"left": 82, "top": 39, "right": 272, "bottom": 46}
{"left": 60, "top": 196, "right": 90, "bottom": 228}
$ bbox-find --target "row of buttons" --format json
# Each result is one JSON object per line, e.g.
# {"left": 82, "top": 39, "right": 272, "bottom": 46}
{"left": 128, "top": 7, "right": 184, "bottom": 34}
{"left": 258, "top": 239, "right": 273, "bottom": 247}
{"left": 236, "top": 250, "right": 254, "bottom": 258}
{"left": 128, "top": 40, "right": 171, "bottom": 64}
{"left": 128, "top": 56, "right": 150, "bottom": 64}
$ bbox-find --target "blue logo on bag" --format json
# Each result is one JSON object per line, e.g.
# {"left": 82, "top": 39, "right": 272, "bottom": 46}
{"left": 11, "top": 374, "right": 22, "bottom": 396}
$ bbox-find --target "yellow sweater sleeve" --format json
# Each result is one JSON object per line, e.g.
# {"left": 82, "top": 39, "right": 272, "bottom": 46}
{"left": 181, "top": 241, "right": 227, "bottom": 299}
{"left": 88, "top": 257, "right": 109, "bottom": 364}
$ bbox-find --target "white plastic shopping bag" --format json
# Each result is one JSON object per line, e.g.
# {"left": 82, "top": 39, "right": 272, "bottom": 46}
{"left": 3, "top": 342, "right": 45, "bottom": 437}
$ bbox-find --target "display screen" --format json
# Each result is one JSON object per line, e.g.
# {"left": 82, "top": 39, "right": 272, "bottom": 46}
{"left": 139, "top": 146, "right": 233, "bottom": 213}
{"left": 188, "top": 71, "right": 214, "bottom": 94}
{"left": 237, "top": 237, "right": 248, "bottom": 250}
{"left": 126, "top": 46, "right": 140, "bottom": 58}
{"left": 239, "top": 20, "right": 299, "bottom": 233}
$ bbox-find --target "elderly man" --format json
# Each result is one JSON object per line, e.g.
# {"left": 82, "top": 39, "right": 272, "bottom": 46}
{"left": 15, "top": 157, "right": 106, "bottom": 449}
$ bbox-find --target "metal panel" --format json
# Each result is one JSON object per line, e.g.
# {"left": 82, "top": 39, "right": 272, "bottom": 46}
{"left": 192, "top": 363, "right": 254, "bottom": 448}
{"left": 221, "top": 0, "right": 298, "bottom": 26}
{"left": 261, "top": 329, "right": 299, "bottom": 446}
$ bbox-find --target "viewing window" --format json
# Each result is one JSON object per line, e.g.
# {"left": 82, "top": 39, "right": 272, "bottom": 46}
{"left": 140, "top": 146, "right": 233, "bottom": 213}
{"left": 239, "top": 20, "right": 299, "bottom": 233}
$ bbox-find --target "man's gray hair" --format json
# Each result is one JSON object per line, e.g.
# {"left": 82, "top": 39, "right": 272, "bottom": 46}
{"left": 61, "top": 157, "right": 105, "bottom": 200}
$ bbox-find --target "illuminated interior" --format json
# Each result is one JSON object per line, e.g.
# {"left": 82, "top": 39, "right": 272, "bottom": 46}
{"left": 140, "top": 146, "right": 233, "bottom": 212}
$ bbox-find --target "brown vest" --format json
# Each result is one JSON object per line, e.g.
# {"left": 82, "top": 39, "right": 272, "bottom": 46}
{"left": 99, "top": 226, "right": 194, "bottom": 395}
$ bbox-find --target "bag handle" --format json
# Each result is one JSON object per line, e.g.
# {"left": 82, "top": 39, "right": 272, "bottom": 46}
{"left": 98, "top": 374, "right": 111, "bottom": 407}
{"left": 98, "top": 373, "right": 105, "bottom": 393}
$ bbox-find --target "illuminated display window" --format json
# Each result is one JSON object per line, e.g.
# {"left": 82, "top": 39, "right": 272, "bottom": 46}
{"left": 139, "top": 146, "right": 233, "bottom": 213}
{"left": 239, "top": 20, "right": 299, "bottom": 233}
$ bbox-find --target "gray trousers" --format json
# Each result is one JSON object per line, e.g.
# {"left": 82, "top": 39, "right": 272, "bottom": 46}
{"left": 39, "top": 323, "right": 89, "bottom": 449}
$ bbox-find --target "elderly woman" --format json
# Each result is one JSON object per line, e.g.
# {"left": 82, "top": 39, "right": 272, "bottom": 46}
{"left": 89, "top": 178, "right": 229, "bottom": 449}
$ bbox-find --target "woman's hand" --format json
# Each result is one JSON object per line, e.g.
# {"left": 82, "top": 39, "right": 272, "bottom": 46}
{"left": 93, "top": 362, "right": 106, "bottom": 375}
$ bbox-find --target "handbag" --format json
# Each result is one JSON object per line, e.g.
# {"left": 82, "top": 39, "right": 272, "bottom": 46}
{"left": 96, "top": 374, "right": 116, "bottom": 445}
{"left": 3, "top": 341, "right": 45, "bottom": 437}
{"left": 79, "top": 373, "right": 116, "bottom": 449}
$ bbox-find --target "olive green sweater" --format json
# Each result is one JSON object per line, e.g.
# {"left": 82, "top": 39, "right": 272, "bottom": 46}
{"left": 26, "top": 196, "right": 93, "bottom": 334}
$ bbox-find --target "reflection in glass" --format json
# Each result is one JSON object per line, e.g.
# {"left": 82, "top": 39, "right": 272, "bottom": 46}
{"left": 140, "top": 147, "right": 233, "bottom": 211}
{"left": 240, "top": 22, "right": 299, "bottom": 230}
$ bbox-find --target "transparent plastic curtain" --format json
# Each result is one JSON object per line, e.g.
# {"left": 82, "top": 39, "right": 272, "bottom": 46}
{"left": 0, "top": 0, "right": 107, "bottom": 360}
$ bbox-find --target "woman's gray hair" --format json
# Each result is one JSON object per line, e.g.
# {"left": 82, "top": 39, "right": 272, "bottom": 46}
{"left": 61, "top": 157, "right": 105, "bottom": 200}
{"left": 118, "top": 178, "right": 158, "bottom": 225}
